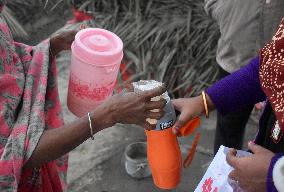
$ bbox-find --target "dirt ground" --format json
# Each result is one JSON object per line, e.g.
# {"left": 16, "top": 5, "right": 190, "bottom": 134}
{"left": 11, "top": 3, "right": 260, "bottom": 192}
{"left": 10, "top": 2, "right": 72, "bottom": 45}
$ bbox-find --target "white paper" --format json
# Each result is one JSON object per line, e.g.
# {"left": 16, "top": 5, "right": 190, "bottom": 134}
{"left": 194, "top": 145, "right": 251, "bottom": 192}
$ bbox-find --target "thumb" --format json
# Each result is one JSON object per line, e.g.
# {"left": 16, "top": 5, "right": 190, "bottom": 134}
{"left": 226, "top": 148, "right": 238, "bottom": 168}
{"left": 173, "top": 112, "right": 192, "bottom": 135}
{"left": 248, "top": 141, "right": 266, "bottom": 154}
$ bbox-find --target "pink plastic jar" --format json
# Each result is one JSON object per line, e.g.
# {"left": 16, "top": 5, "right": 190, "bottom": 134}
{"left": 67, "top": 28, "right": 123, "bottom": 117}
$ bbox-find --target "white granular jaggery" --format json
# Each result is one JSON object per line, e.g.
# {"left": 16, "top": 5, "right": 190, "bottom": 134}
{"left": 132, "top": 80, "right": 169, "bottom": 102}
{"left": 133, "top": 80, "right": 169, "bottom": 125}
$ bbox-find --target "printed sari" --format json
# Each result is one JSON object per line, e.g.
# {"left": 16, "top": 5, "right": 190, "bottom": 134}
{"left": 0, "top": 1, "right": 67, "bottom": 191}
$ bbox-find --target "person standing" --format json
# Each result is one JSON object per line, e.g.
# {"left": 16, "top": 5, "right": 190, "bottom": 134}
{"left": 172, "top": 17, "right": 284, "bottom": 191}
{"left": 204, "top": 0, "right": 284, "bottom": 153}
{"left": 0, "top": 1, "right": 166, "bottom": 191}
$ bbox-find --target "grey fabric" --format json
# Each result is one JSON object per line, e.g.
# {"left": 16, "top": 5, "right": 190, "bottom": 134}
{"left": 204, "top": 0, "right": 284, "bottom": 73}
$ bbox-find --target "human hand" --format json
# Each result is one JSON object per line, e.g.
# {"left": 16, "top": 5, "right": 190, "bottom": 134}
{"left": 226, "top": 142, "right": 275, "bottom": 192}
{"left": 50, "top": 29, "right": 79, "bottom": 56}
{"left": 96, "top": 85, "right": 167, "bottom": 130}
{"left": 172, "top": 96, "right": 204, "bottom": 134}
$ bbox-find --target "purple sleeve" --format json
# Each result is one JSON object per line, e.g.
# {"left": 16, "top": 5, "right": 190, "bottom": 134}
{"left": 267, "top": 153, "right": 284, "bottom": 192}
{"left": 206, "top": 56, "right": 266, "bottom": 114}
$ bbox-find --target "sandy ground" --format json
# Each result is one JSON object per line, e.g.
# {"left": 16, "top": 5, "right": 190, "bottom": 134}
{"left": 12, "top": 4, "right": 261, "bottom": 191}
{"left": 11, "top": 2, "right": 72, "bottom": 45}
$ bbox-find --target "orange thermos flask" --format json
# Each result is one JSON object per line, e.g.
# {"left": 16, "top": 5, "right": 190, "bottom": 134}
{"left": 145, "top": 118, "right": 200, "bottom": 189}
{"left": 133, "top": 80, "right": 200, "bottom": 189}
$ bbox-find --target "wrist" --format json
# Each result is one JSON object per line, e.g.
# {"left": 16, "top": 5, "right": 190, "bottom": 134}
{"left": 91, "top": 105, "right": 116, "bottom": 131}
{"left": 197, "top": 92, "right": 215, "bottom": 118}
{"left": 50, "top": 36, "right": 62, "bottom": 56}
{"left": 205, "top": 92, "right": 215, "bottom": 111}
{"left": 195, "top": 95, "right": 206, "bottom": 117}
{"left": 201, "top": 91, "right": 209, "bottom": 118}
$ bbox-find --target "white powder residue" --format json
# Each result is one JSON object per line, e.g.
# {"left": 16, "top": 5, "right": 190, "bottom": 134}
{"left": 132, "top": 80, "right": 169, "bottom": 101}
{"left": 133, "top": 80, "right": 162, "bottom": 91}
